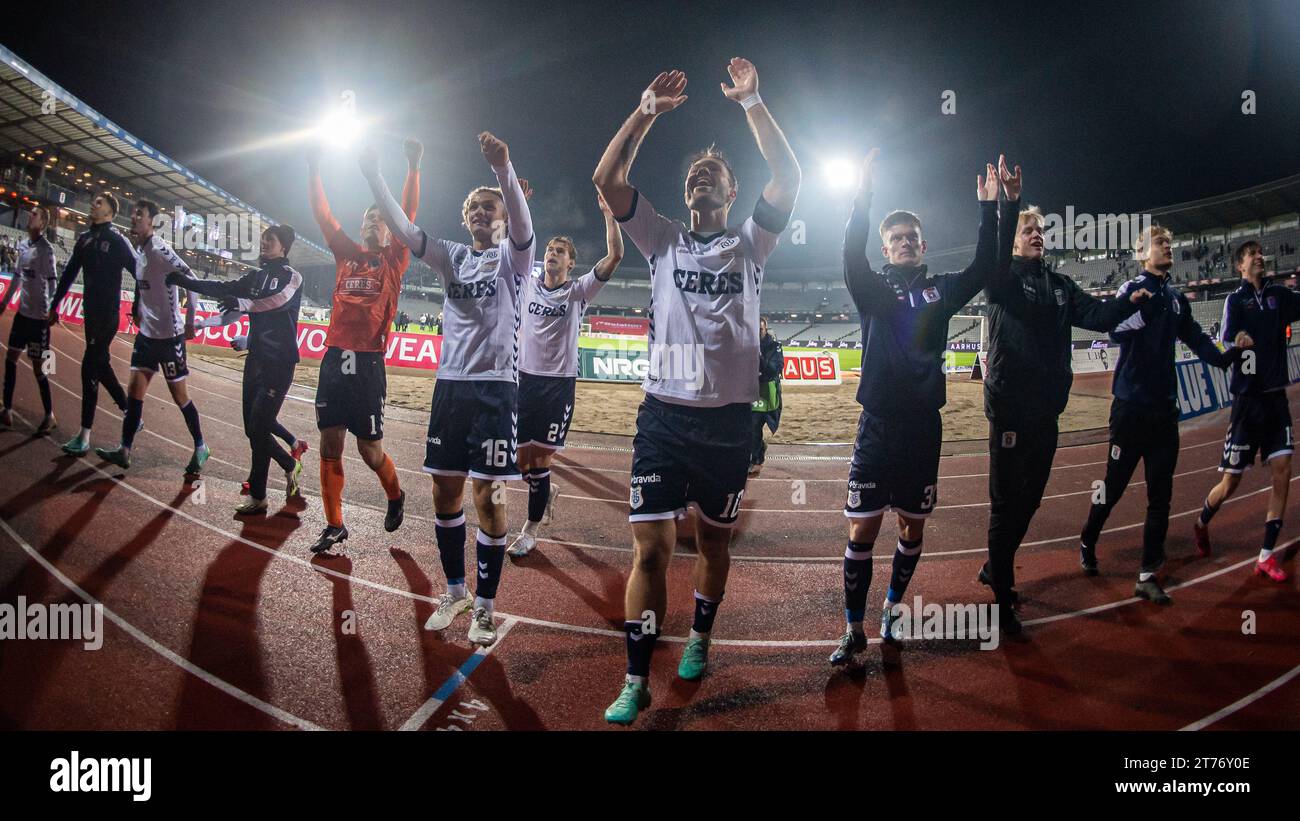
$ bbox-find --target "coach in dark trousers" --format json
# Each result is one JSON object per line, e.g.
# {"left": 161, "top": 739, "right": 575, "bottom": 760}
{"left": 981, "top": 203, "right": 1150, "bottom": 632}
{"left": 1078, "top": 225, "right": 1247, "bottom": 606}
{"left": 169, "top": 224, "right": 303, "bottom": 514}
{"left": 749, "top": 316, "right": 784, "bottom": 475}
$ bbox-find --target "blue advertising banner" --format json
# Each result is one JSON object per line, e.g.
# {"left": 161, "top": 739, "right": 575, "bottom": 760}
{"left": 1175, "top": 344, "right": 1300, "bottom": 421}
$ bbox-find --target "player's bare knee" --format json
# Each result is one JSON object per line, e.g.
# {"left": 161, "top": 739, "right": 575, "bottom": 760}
{"left": 1223, "top": 472, "right": 1243, "bottom": 495}
{"left": 848, "top": 515, "right": 881, "bottom": 544}
{"left": 696, "top": 523, "right": 732, "bottom": 560}
{"left": 319, "top": 426, "right": 346, "bottom": 460}
{"left": 1270, "top": 454, "right": 1292, "bottom": 480}
{"left": 356, "top": 438, "right": 384, "bottom": 469}
{"left": 897, "top": 515, "right": 925, "bottom": 542}
{"left": 631, "top": 540, "right": 672, "bottom": 575}
{"left": 431, "top": 476, "right": 465, "bottom": 514}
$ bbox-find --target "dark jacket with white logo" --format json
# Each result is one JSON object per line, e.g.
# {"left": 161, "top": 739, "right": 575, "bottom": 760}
{"left": 984, "top": 253, "right": 1138, "bottom": 423}
{"left": 1221, "top": 278, "right": 1300, "bottom": 396}
{"left": 843, "top": 194, "right": 1003, "bottom": 416}
{"left": 1109, "top": 270, "right": 1238, "bottom": 409}
{"left": 171, "top": 257, "right": 303, "bottom": 363}
{"left": 51, "top": 221, "right": 137, "bottom": 322}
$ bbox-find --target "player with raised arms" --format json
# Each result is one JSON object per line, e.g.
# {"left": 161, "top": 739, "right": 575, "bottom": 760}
{"left": 508, "top": 193, "right": 624, "bottom": 557}
{"left": 360, "top": 133, "right": 534, "bottom": 647}
{"left": 978, "top": 189, "right": 1152, "bottom": 633}
{"left": 592, "top": 59, "right": 801, "bottom": 724}
{"left": 305, "top": 139, "right": 419, "bottom": 554}
{"left": 829, "top": 149, "right": 1007, "bottom": 668}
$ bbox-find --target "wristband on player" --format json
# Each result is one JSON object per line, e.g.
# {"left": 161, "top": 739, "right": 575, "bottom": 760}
{"left": 740, "top": 94, "right": 763, "bottom": 111}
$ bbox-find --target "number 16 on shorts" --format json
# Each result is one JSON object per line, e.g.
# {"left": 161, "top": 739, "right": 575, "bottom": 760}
{"left": 481, "top": 438, "right": 512, "bottom": 468}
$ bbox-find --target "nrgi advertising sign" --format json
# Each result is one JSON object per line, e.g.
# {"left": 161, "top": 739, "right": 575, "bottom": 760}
{"left": 582, "top": 345, "right": 650, "bottom": 382}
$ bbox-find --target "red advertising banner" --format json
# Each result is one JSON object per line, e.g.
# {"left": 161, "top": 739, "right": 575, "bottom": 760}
{"left": 187, "top": 313, "right": 445, "bottom": 371}
{"left": 781, "top": 351, "right": 842, "bottom": 385}
{"left": 589, "top": 315, "right": 649, "bottom": 335}
{"left": 6, "top": 279, "right": 446, "bottom": 371}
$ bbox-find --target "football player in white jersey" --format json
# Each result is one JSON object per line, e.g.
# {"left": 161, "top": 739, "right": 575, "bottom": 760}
{"left": 361, "top": 133, "right": 535, "bottom": 647}
{"left": 507, "top": 192, "right": 624, "bottom": 558}
{"left": 95, "top": 200, "right": 209, "bottom": 474}
{"left": 0, "top": 205, "right": 57, "bottom": 433}
{"left": 593, "top": 59, "right": 801, "bottom": 724}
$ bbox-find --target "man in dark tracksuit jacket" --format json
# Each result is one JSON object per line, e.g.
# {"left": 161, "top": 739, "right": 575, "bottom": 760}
{"left": 749, "top": 316, "right": 784, "bottom": 474}
{"left": 981, "top": 204, "right": 1149, "bottom": 632}
{"left": 48, "top": 192, "right": 137, "bottom": 455}
{"left": 1078, "top": 226, "right": 1246, "bottom": 605}
{"left": 169, "top": 225, "right": 302, "bottom": 512}
{"left": 1193, "top": 239, "right": 1300, "bottom": 583}
{"left": 829, "top": 151, "right": 1010, "bottom": 668}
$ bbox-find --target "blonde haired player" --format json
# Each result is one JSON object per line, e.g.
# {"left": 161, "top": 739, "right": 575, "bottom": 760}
{"left": 1078, "top": 225, "right": 1248, "bottom": 605}
{"left": 361, "top": 133, "right": 535, "bottom": 647}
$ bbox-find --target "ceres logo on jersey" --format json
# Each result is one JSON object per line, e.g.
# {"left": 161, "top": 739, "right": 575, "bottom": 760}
{"left": 342, "top": 276, "right": 379, "bottom": 292}
{"left": 528, "top": 302, "right": 568, "bottom": 317}
{"left": 447, "top": 280, "right": 498, "bottom": 299}
{"left": 922, "top": 287, "right": 940, "bottom": 304}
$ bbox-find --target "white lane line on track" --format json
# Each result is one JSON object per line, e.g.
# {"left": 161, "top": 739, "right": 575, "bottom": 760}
{"left": 0, "top": 509, "right": 324, "bottom": 731}
{"left": 1180, "top": 662, "right": 1300, "bottom": 731}
{"left": 4, "top": 409, "right": 1294, "bottom": 650}
{"left": 397, "top": 618, "right": 517, "bottom": 731}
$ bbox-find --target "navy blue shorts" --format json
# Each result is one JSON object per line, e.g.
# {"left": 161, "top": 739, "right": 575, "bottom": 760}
{"left": 845, "top": 408, "right": 942, "bottom": 519}
{"left": 425, "top": 378, "right": 520, "bottom": 481}
{"left": 1220, "top": 391, "right": 1293, "bottom": 473}
{"left": 629, "top": 395, "right": 751, "bottom": 528}
{"left": 517, "top": 371, "right": 576, "bottom": 450}
{"left": 8, "top": 314, "right": 49, "bottom": 358}
{"left": 315, "top": 347, "right": 388, "bottom": 440}
{"left": 129, "top": 334, "right": 189, "bottom": 381}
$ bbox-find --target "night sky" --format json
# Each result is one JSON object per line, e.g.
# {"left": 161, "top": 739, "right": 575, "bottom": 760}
{"left": 9, "top": 0, "right": 1300, "bottom": 274}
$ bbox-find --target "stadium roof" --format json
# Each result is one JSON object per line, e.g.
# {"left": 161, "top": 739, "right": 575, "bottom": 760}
{"left": 1149, "top": 173, "right": 1300, "bottom": 235}
{"left": 0, "top": 43, "right": 333, "bottom": 269}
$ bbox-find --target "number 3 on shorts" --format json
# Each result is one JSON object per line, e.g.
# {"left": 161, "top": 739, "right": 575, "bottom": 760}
{"left": 921, "top": 484, "right": 936, "bottom": 511}
{"left": 480, "top": 438, "right": 509, "bottom": 468}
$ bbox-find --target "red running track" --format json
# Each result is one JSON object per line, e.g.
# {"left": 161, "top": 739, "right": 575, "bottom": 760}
{"left": 1, "top": 316, "right": 1297, "bottom": 731}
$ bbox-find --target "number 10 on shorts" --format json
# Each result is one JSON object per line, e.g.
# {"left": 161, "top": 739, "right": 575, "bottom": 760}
{"left": 481, "top": 438, "right": 510, "bottom": 468}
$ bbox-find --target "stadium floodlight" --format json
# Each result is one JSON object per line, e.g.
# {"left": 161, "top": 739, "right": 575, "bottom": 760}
{"left": 316, "top": 104, "right": 362, "bottom": 149}
{"left": 821, "top": 157, "right": 857, "bottom": 190}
